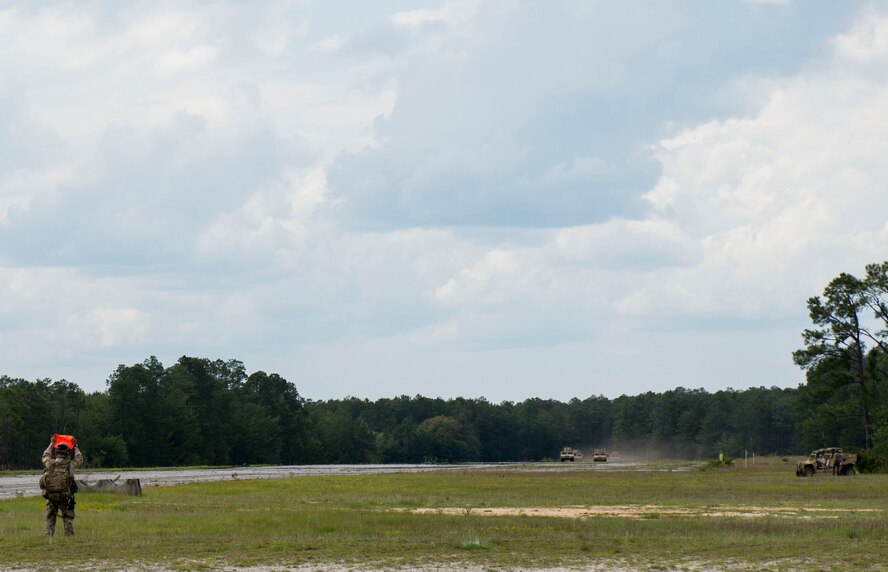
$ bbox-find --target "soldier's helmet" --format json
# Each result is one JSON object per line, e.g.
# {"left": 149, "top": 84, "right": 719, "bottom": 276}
{"left": 56, "top": 442, "right": 69, "bottom": 451}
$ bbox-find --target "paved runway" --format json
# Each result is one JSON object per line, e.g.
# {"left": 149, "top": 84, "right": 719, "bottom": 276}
{"left": 0, "top": 461, "right": 649, "bottom": 500}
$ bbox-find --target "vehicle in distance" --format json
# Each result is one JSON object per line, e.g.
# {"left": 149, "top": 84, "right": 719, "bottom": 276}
{"left": 795, "top": 447, "right": 857, "bottom": 476}
{"left": 592, "top": 448, "right": 608, "bottom": 462}
{"left": 559, "top": 447, "right": 583, "bottom": 462}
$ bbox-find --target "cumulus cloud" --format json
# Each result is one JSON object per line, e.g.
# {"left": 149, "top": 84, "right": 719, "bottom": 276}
{"left": 833, "top": 8, "right": 888, "bottom": 63}
{"left": 634, "top": 12, "right": 888, "bottom": 322}
{"left": 391, "top": 0, "right": 479, "bottom": 28}
{"left": 0, "top": 2, "right": 400, "bottom": 269}
{"left": 0, "top": 1, "right": 883, "bottom": 400}
{"left": 0, "top": 267, "right": 153, "bottom": 365}
{"left": 379, "top": 2, "right": 888, "bottom": 359}
{"left": 327, "top": 2, "right": 864, "bottom": 230}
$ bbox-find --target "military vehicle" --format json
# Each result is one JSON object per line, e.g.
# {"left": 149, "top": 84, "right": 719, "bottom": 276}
{"left": 559, "top": 447, "right": 583, "bottom": 462}
{"left": 592, "top": 448, "right": 608, "bottom": 462}
{"left": 795, "top": 447, "right": 857, "bottom": 476}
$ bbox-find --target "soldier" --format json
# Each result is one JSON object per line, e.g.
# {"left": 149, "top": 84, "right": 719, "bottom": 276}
{"left": 40, "top": 437, "right": 83, "bottom": 537}
{"left": 832, "top": 449, "right": 842, "bottom": 476}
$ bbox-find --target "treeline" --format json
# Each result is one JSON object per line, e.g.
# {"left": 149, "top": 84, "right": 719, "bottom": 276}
{"left": 0, "top": 355, "right": 806, "bottom": 470}
{"left": 5, "top": 261, "right": 888, "bottom": 471}
{"left": 792, "top": 261, "right": 888, "bottom": 471}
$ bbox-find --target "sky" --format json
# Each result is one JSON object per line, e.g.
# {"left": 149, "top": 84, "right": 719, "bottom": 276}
{"left": 2, "top": 0, "right": 888, "bottom": 402}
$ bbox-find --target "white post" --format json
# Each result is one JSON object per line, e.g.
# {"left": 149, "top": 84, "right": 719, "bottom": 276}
{"left": 744, "top": 450, "right": 748, "bottom": 467}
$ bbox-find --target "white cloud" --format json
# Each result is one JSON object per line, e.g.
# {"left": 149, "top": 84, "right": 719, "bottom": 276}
{"left": 1, "top": 1, "right": 882, "bottom": 400}
{"left": 391, "top": 0, "right": 479, "bottom": 28}
{"left": 833, "top": 9, "right": 888, "bottom": 62}
{"left": 435, "top": 248, "right": 518, "bottom": 305}
{"left": 0, "top": 163, "right": 76, "bottom": 222}
{"left": 261, "top": 79, "right": 397, "bottom": 160}
{"left": 311, "top": 35, "right": 345, "bottom": 53}
{"left": 196, "top": 168, "right": 331, "bottom": 255}
{"left": 155, "top": 43, "right": 222, "bottom": 75}
{"left": 89, "top": 307, "right": 148, "bottom": 347}
{"left": 253, "top": 18, "right": 307, "bottom": 56}
{"left": 553, "top": 219, "right": 697, "bottom": 269}
{"left": 401, "top": 5, "right": 888, "bottom": 352}
{"left": 0, "top": 267, "right": 151, "bottom": 356}
{"left": 633, "top": 9, "right": 888, "bottom": 320}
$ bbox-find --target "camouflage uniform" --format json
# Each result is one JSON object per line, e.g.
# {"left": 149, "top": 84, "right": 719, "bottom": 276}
{"left": 41, "top": 443, "right": 83, "bottom": 537}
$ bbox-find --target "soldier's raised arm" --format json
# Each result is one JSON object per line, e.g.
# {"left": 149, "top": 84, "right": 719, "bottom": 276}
{"left": 42, "top": 441, "right": 54, "bottom": 469}
{"left": 71, "top": 445, "right": 83, "bottom": 469}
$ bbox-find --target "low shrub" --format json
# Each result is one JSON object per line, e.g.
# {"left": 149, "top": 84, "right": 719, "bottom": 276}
{"left": 702, "top": 456, "right": 734, "bottom": 470}
{"left": 856, "top": 451, "right": 887, "bottom": 474}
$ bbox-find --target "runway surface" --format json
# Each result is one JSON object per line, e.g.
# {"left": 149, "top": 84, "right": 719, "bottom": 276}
{"left": 0, "top": 460, "right": 652, "bottom": 499}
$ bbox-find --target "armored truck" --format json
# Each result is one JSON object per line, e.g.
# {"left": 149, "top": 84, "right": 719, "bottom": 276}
{"left": 559, "top": 447, "right": 583, "bottom": 462}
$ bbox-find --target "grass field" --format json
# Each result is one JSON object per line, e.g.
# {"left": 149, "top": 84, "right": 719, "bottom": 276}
{"left": 1, "top": 459, "right": 887, "bottom": 571}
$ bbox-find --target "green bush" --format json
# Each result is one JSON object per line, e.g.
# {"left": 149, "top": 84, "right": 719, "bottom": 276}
{"left": 702, "top": 456, "right": 734, "bottom": 470}
{"left": 867, "top": 422, "right": 888, "bottom": 473}
{"left": 856, "top": 451, "right": 887, "bottom": 474}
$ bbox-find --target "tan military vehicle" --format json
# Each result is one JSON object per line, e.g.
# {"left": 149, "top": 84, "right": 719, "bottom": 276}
{"left": 559, "top": 447, "right": 583, "bottom": 462}
{"left": 592, "top": 448, "right": 608, "bottom": 462}
{"left": 795, "top": 447, "right": 857, "bottom": 476}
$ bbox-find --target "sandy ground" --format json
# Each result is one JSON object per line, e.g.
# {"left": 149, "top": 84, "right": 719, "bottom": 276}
{"left": 401, "top": 503, "right": 882, "bottom": 520}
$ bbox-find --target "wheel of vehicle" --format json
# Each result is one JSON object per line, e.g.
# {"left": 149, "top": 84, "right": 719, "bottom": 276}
{"left": 804, "top": 466, "right": 815, "bottom": 477}
{"left": 843, "top": 466, "right": 856, "bottom": 476}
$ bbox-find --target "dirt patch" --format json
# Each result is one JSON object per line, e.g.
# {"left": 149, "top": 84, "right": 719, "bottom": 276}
{"left": 398, "top": 504, "right": 882, "bottom": 520}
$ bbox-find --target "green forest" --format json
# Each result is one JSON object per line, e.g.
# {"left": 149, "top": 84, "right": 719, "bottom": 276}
{"left": 2, "top": 264, "right": 888, "bottom": 471}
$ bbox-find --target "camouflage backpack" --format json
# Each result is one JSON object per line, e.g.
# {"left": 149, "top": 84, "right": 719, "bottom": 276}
{"left": 40, "top": 457, "right": 73, "bottom": 496}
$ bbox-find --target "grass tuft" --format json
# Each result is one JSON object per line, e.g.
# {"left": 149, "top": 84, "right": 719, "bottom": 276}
{"left": 458, "top": 536, "right": 490, "bottom": 551}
